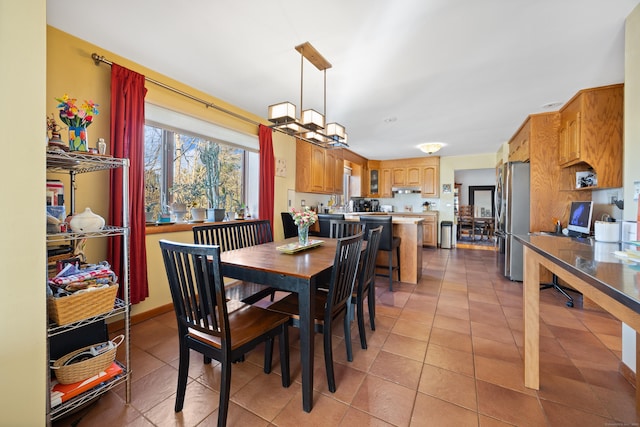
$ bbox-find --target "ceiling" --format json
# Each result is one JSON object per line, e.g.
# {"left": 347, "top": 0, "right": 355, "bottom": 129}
{"left": 47, "top": 0, "right": 639, "bottom": 160}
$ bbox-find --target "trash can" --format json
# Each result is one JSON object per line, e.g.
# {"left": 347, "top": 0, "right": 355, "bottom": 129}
{"left": 440, "top": 221, "right": 453, "bottom": 249}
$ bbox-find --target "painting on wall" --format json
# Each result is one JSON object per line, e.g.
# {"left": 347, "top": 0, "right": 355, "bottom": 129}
{"left": 442, "top": 184, "right": 452, "bottom": 193}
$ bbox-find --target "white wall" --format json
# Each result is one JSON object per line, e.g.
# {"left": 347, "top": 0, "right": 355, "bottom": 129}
{"left": 621, "top": 3, "right": 640, "bottom": 374}
{"left": 0, "top": 0, "right": 47, "bottom": 424}
{"left": 455, "top": 168, "right": 496, "bottom": 208}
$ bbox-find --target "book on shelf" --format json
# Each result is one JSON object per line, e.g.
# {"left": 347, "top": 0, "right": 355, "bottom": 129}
{"left": 50, "top": 362, "right": 123, "bottom": 408}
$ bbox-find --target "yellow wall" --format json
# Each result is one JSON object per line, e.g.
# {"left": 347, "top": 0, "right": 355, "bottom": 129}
{"left": 46, "top": 27, "right": 299, "bottom": 317}
{"left": 0, "top": 1, "right": 47, "bottom": 425}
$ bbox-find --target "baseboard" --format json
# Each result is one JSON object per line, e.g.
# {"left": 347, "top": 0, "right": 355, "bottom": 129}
{"left": 619, "top": 360, "right": 637, "bottom": 389}
{"left": 107, "top": 303, "right": 174, "bottom": 333}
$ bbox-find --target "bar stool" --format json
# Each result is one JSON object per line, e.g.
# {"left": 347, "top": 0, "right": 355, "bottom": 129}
{"left": 359, "top": 216, "right": 400, "bottom": 291}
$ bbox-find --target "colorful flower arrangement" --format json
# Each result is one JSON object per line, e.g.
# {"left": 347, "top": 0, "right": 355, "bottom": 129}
{"left": 55, "top": 94, "right": 99, "bottom": 128}
{"left": 289, "top": 206, "right": 317, "bottom": 227}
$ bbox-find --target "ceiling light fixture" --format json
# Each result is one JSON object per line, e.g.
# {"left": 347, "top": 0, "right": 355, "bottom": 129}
{"left": 418, "top": 142, "right": 444, "bottom": 155}
{"left": 268, "top": 42, "right": 348, "bottom": 148}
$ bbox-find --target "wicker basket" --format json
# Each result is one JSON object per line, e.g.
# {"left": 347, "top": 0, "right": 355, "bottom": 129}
{"left": 51, "top": 335, "right": 124, "bottom": 384}
{"left": 48, "top": 283, "right": 119, "bottom": 326}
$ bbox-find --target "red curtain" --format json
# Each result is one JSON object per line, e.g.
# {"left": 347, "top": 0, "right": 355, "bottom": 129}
{"left": 258, "top": 124, "right": 275, "bottom": 229}
{"left": 108, "top": 64, "right": 149, "bottom": 304}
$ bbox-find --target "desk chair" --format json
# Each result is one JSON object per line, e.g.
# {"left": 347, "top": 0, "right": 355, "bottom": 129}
{"left": 159, "top": 240, "right": 291, "bottom": 427}
{"left": 541, "top": 274, "right": 578, "bottom": 307}
{"left": 268, "top": 232, "right": 364, "bottom": 393}
{"left": 359, "top": 216, "right": 400, "bottom": 291}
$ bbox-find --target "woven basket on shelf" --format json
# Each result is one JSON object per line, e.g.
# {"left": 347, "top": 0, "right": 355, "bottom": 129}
{"left": 48, "top": 283, "right": 119, "bottom": 326}
{"left": 51, "top": 335, "right": 124, "bottom": 384}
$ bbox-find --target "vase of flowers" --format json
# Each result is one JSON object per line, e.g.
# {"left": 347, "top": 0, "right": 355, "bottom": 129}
{"left": 289, "top": 206, "right": 317, "bottom": 246}
{"left": 55, "top": 94, "right": 99, "bottom": 152}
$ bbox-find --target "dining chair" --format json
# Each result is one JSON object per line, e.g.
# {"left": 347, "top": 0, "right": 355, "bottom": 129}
{"left": 281, "top": 212, "right": 298, "bottom": 239}
{"left": 267, "top": 232, "right": 364, "bottom": 393}
{"left": 359, "top": 216, "right": 400, "bottom": 291}
{"left": 329, "top": 219, "right": 364, "bottom": 238}
{"left": 315, "top": 213, "right": 345, "bottom": 237}
{"left": 159, "top": 240, "right": 290, "bottom": 427}
{"left": 458, "top": 205, "right": 476, "bottom": 240}
{"left": 349, "top": 225, "right": 383, "bottom": 350}
{"left": 193, "top": 220, "right": 277, "bottom": 303}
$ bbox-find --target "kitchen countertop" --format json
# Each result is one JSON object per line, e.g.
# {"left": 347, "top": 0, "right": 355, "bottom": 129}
{"left": 344, "top": 214, "right": 424, "bottom": 224}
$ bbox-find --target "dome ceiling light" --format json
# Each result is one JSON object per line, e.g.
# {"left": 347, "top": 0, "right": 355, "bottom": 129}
{"left": 418, "top": 142, "right": 444, "bottom": 155}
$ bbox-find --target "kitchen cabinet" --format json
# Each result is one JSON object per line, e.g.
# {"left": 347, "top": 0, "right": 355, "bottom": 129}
{"left": 379, "top": 157, "right": 439, "bottom": 197}
{"left": 508, "top": 111, "right": 586, "bottom": 233}
{"left": 557, "top": 84, "right": 623, "bottom": 190}
{"left": 367, "top": 160, "right": 380, "bottom": 197}
{"left": 46, "top": 150, "right": 130, "bottom": 423}
{"left": 296, "top": 140, "right": 344, "bottom": 194}
{"left": 392, "top": 166, "right": 421, "bottom": 186}
{"left": 392, "top": 168, "right": 405, "bottom": 186}
{"left": 380, "top": 168, "right": 392, "bottom": 198}
{"left": 421, "top": 164, "right": 439, "bottom": 198}
{"left": 422, "top": 213, "right": 438, "bottom": 247}
{"left": 508, "top": 122, "right": 530, "bottom": 162}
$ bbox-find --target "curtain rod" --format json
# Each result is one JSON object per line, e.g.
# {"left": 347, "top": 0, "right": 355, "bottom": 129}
{"left": 91, "top": 53, "right": 262, "bottom": 127}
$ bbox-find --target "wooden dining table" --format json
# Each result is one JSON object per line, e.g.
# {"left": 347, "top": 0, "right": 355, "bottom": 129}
{"left": 219, "top": 237, "right": 340, "bottom": 412}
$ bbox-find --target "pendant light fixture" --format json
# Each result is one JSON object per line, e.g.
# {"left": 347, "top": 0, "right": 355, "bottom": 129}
{"left": 268, "top": 42, "right": 348, "bottom": 148}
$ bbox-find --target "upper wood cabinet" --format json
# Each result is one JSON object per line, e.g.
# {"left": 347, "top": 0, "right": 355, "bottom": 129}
{"left": 391, "top": 168, "right": 406, "bottom": 186}
{"left": 508, "top": 111, "right": 587, "bottom": 233}
{"left": 558, "top": 84, "right": 623, "bottom": 190}
{"left": 295, "top": 140, "right": 344, "bottom": 194}
{"left": 421, "top": 164, "right": 439, "bottom": 198}
{"left": 380, "top": 157, "right": 439, "bottom": 198}
{"left": 380, "top": 168, "right": 392, "bottom": 198}
{"left": 367, "top": 160, "right": 381, "bottom": 197}
{"left": 508, "top": 121, "right": 530, "bottom": 162}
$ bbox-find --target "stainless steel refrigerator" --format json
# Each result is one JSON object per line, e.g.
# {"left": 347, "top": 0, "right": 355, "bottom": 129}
{"left": 495, "top": 162, "right": 530, "bottom": 281}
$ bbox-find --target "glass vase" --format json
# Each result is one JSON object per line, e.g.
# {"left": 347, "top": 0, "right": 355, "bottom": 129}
{"left": 298, "top": 225, "right": 309, "bottom": 246}
{"left": 68, "top": 126, "right": 88, "bottom": 152}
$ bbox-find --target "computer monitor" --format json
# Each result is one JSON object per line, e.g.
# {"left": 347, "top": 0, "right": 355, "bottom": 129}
{"left": 567, "top": 201, "right": 593, "bottom": 237}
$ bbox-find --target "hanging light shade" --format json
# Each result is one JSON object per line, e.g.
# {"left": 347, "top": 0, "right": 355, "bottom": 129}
{"left": 303, "top": 131, "right": 328, "bottom": 144}
{"left": 267, "top": 42, "right": 348, "bottom": 148}
{"left": 268, "top": 102, "right": 296, "bottom": 123}
{"left": 326, "top": 122, "right": 346, "bottom": 143}
{"left": 418, "top": 142, "right": 444, "bottom": 155}
{"left": 301, "top": 109, "right": 325, "bottom": 130}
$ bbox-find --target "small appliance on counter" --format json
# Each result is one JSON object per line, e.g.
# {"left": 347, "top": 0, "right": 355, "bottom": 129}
{"left": 380, "top": 205, "right": 394, "bottom": 213}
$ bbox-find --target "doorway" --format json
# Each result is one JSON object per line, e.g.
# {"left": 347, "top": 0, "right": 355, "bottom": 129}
{"left": 454, "top": 169, "right": 497, "bottom": 251}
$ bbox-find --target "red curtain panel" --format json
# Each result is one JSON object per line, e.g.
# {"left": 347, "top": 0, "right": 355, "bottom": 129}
{"left": 108, "top": 64, "right": 149, "bottom": 304}
{"left": 258, "top": 124, "right": 275, "bottom": 230}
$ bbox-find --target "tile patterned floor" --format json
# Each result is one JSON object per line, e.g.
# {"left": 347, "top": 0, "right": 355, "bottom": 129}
{"left": 53, "top": 248, "right": 638, "bottom": 426}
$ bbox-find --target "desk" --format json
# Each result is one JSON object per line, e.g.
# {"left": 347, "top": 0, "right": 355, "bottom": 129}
{"left": 219, "top": 237, "right": 339, "bottom": 412}
{"left": 516, "top": 234, "right": 640, "bottom": 410}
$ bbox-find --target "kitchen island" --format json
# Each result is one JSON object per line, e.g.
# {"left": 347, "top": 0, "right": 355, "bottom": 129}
{"left": 345, "top": 214, "right": 424, "bottom": 284}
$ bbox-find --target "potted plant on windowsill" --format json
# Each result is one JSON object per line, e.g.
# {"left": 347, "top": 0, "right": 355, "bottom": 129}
{"left": 201, "top": 141, "right": 226, "bottom": 222}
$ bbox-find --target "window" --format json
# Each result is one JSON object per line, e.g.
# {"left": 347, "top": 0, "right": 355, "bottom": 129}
{"left": 144, "top": 123, "right": 259, "bottom": 222}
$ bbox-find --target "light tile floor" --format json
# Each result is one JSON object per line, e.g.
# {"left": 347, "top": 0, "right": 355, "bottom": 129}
{"left": 53, "top": 247, "right": 638, "bottom": 426}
